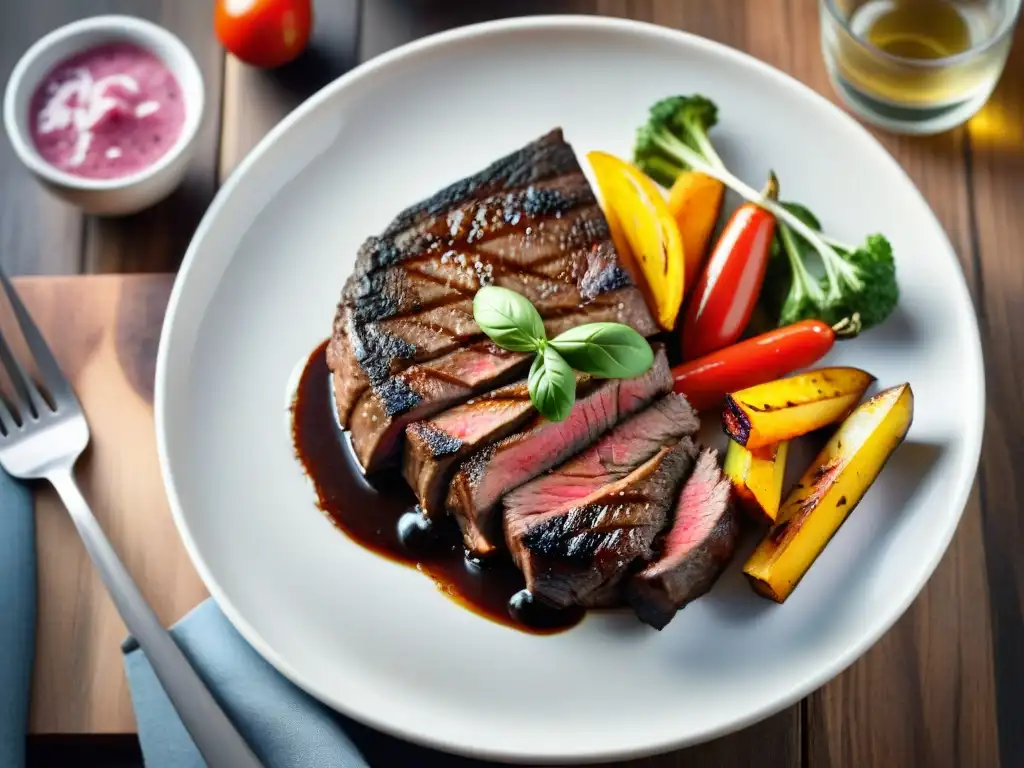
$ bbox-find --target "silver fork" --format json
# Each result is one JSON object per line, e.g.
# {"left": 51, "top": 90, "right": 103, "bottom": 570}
{"left": 0, "top": 268, "right": 262, "bottom": 768}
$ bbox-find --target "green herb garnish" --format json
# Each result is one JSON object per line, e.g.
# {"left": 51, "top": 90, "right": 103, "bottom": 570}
{"left": 632, "top": 95, "right": 898, "bottom": 335}
{"left": 527, "top": 346, "right": 576, "bottom": 423}
{"left": 471, "top": 284, "right": 546, "bottom": 352}
{"left": 549, "top": 322, "right": 654, "bottom": 378}
{"left": 473, "top": 286, "right": 653, "bottom": 421}
{"left": 763, "top": 202, "right": 898, "bottom": 333}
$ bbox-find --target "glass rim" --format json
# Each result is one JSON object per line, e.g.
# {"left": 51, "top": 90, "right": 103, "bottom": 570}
{"left": 823, "top": 0, "right": 1023, "bottom": 69}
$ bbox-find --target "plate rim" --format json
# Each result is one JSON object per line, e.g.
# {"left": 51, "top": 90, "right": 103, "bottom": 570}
{"left": 154, "top": 14, "right": 986, "bottom": 763}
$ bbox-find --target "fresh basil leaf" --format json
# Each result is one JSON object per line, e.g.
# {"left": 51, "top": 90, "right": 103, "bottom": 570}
{"left": 528, "top": 346, "right": 575, "bottom": 422}
{"left": 549, "top": 322, "right": 654, "bottom": 379}
{"left": 472, "top": 286, "right": 546, "bottom": 352}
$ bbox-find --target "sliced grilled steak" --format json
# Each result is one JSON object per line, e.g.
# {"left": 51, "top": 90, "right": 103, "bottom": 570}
{"left": 347, "top": 277, "right": 653, "bottom": 472}
{"left": 328, "top": 127, "right": 656, "bottom": 448}
{"left": 627, "top": 448, "right": 738, "bottom": 630}
{"left": 447, "top": 346, "right": 671, "bottom": 556}
{"left": 403, "top": 378, "right": 558, "bottom": 517}
{"left": 347, "top": 341, "right": 529, "bottom": 472}
{"left": 503, "top": 394, "right": 699, "bottom": 522}
{"left": 509, "top": 439, "right": 698, "bottom": 609}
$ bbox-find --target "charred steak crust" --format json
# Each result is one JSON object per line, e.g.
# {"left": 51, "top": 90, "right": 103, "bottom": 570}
{"left": 328, "top": 128, "right": 657, "bottom": 438}
{"left": 406, "top": 422, "right": 462, "bottom": 460}
{"left": 334, "top": 130, "right": 608, "bottom": 392}
{"left": 627, "top": 448, "right": 739, "bottom": 630}
{"left": 346, "top": 282, "right": 657, "bottom": 473}
{"left": 348, "top": 342, "right": 531, "bottom": 472}
{"left": 446, "top": 346, "right": 672, "bottom": 556}
{"left": 403, "top": 378, "right": 542, "bottom": 517}
{"left": 383, "top": 128, "right": 583, "bottom": 237}
{"left": 518, "top": 439, "right": 700, "bottom": 610}
{"left": 502, "top": 394, "right": 700, "bottom": 522}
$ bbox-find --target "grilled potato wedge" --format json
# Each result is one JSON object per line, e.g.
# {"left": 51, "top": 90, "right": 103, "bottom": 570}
{"left": 723, "top": 439, "right": 789, "bottom": 524}
{"left": 723, "top": 367, "right": 875, "bottom": 449}
{"left": 743, "top": 383, "right": 914, "bottom": 603}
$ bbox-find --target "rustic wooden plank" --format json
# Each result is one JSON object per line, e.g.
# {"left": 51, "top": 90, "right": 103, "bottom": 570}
{"left": 79, "top": 2, "right": 225, "bottom": 273}
{"left": 219, "top": 0, "right": 360, "bottom": 180}
{"left": 753, "top": 3, "right": 1001, "bottom": 767}
{"left": 0, "top": 5, "right": 88, "bottom": 275}
{"left": 965, "top": 21, "right": 1024, "bottom": 768}
{"left": 1, "top": 275, "right": 208, "bottom": 735}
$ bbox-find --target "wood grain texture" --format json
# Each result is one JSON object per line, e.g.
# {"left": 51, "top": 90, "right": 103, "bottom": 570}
{"left": 967, "top": 21, "right": 1024, "bottom": 768}
{"left": 79, "top": 2, "right": 226, "bottom": 273}
{"left": 747, "top": 3, "right": 1001, "bottom": 767}
{"left": 11, "top": 275, "right": 208, "bottom": 735}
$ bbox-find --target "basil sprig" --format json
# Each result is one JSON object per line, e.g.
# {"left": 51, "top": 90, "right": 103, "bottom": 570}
{"left": 473, "top": 286, "right": 654, "bottom": 422}
{"left": 528, "top": 346, "right": 576, "bottom": 423}
{"left": 549, "top": 323, "right": 654, "bottom": 378}
{"left": 471, "top": 285, "right": 546, "bottom": 352}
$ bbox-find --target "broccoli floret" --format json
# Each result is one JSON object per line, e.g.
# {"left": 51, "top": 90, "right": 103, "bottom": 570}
{"left": 765, "top": 202, "right": 898, "bottom": 336}
{"left": 633, "top": 95, "right": 725, "bottom": 187}
{"left": 631, "top": 98, "right": 901, "bottom": 335}
{"left": 822, "top": 234, "right": 898, "bottom": 330}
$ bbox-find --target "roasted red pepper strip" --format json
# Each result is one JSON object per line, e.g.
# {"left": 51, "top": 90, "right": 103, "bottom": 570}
{"left": 681, "top": 175, "right": 778, "bottom": 360}
{"left": 672, "top": 319, "right": 836, "bottom": 412}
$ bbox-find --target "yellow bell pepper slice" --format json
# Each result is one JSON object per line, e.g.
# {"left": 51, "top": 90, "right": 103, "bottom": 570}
{"left": 588, "top": 151, "right": 685, "bottom": 331}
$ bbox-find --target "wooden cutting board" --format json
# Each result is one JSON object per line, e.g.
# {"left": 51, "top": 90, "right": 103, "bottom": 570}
{"left": 11, "top": 274, "right": 203, "bottom": 735}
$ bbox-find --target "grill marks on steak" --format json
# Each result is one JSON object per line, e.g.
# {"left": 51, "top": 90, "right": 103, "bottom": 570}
{"left": 333, "top": 245, "right": 650, "bottom": 431}
{"left": 328, "top": 128, "right": 657, "bottom": 441}
{"left": 627, "top": 448, "right": 739, "bottom": 630}
{"left": 503, "top": 394, "right": 698, "bottom": 522}
{"left": 446, "top": 346, "right": 672, "bottom": 556}
{"left": 346, "top": 278, "right": 655, "bottom": 472}
{"left": 403, "top": 379, "right": 545, "bottom": 517}
{"left": 348, "top": 341, "right": 529, "bottom": 471}
{"left": 511, "top": 439, "right": 699, "bottom": 609}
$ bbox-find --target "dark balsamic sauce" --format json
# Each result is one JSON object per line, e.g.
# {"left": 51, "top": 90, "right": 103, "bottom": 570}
{"left": 291, "top": 341, "right": 584, "bottom": 635}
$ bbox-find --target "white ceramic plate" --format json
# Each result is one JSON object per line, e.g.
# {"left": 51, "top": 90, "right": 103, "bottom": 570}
{"left": 156, "top": 16, "right": 984, "bottom": 764}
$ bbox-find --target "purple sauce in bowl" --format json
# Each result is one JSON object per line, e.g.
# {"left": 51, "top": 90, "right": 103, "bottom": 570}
{"left": 4, "top": 16, "right": 204, "bottom": 215}
{"left": 29, "top": 42, "right": 186, "bottom": 180}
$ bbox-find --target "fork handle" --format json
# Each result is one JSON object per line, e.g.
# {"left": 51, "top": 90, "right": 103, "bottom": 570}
{"left": 49, "top": 469, "right": 263, "bottom": 768}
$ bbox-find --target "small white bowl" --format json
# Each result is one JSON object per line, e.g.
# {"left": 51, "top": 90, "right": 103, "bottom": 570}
{"left": 3, "top": 15, "right": 205, "bottom": 216}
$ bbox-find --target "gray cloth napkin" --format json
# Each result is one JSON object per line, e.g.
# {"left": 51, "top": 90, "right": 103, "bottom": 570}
{"left": 0, "top": 468, "right": 34, "bottom": 768}
{"left": 122, "top": 599, "right": 372, "bottom": 767}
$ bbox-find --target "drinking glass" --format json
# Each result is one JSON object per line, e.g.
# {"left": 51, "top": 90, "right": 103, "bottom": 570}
{"left": 820, "top": 0, "right": 1021, "bottom": 134}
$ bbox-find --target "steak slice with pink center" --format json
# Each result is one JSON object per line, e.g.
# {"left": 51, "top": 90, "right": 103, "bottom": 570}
{"left": 626, "top": 448, "right": 739, "bottom": 630}
{"left": 404, "top": 377, "right": 562, "bottom": 517}
{"left": 347, "top": 341, "right": 529, "bottom": 472}
{"left": 343, "top": 279, "right": 654, "bottom": 473}
{"left": 503, "top": 393, "right": 699, "bottom": 526}
{"left": 509, "top": 438, "right": 699, "bottom": 609}
{"left": 446, "top": 346, "right": 671, "bottom": 556}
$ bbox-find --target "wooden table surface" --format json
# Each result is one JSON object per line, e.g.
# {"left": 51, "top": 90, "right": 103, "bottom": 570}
{"left": 2, "top": 2, "right": 1021, "bottom": 767}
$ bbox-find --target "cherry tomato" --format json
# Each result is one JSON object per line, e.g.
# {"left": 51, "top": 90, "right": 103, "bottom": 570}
{"left": 215, "top": 0, "right": 312, "bottom": 69}
{"left": 673, "top": 319, "right": 835, "bottom": 412}
{"left": 681, "top": 175, "right": 778, "bottom": 359}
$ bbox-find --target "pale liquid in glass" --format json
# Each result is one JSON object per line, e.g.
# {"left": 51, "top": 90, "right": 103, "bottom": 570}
{"left": 823, "top": 0, "right": 1017, "bottom": 132}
